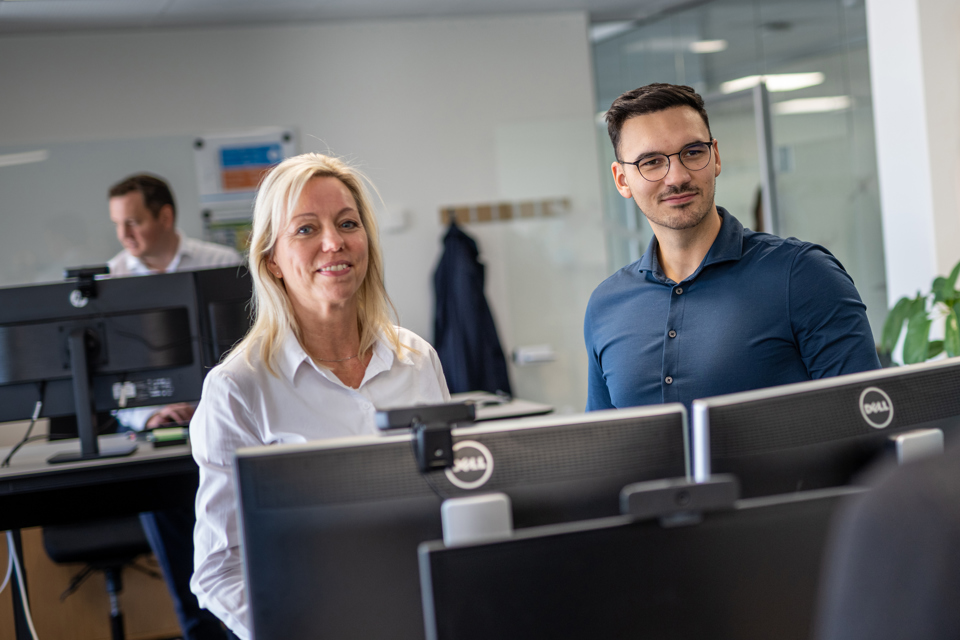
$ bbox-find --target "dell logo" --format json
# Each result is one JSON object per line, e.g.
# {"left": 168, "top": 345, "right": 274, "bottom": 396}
{"left": 445, "top": 440, "right": 494, "bottom": 490}
{"left": 452, "top": 456, "right": 487, "bottom": 474}
{"left": 859, "top": 387, "right": 894, "bottom": 429}
{"left": 863, "top": 401, "right": 890, "bottom": 415}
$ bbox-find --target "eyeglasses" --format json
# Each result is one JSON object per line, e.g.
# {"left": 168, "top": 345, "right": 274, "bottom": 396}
{"left": 620, "top": 141, "right": 714, "bottom": 182}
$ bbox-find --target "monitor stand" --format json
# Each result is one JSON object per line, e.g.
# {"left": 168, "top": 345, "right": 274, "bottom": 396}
{"left": 47, "top": 328, "right": 138, "bottom": 465}
{"left": 48, "top": 441, "right": 138, "bottom": 464}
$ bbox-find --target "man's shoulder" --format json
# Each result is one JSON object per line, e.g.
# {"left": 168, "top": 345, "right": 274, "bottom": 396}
{"left": 180, "top": 235, "right": 244, "bottom": 268}
{"left": 107, "top": 249, "right": 135, "bottom": 276}
{"left": 740, "top": 227, "right": 829, "bottom": 271}
{"left": 741, "top": 226, "right": 807, "bottom": 253}
{"left": 589, "top": 261, "right": 647, "bottom": 306}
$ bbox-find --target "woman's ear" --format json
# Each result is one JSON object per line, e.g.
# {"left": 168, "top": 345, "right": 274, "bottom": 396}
{"left": 266, "top": 255, "right": 282, "bottom": 279}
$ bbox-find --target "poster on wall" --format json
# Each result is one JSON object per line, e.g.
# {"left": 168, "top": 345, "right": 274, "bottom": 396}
{"left": 193, "top": 127, "right": 298, "bottom": 251}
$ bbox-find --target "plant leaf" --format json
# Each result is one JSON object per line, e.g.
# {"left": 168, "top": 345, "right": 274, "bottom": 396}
{"left": 946, "top": 310, "right": 960, "bottom": 357}
{"left": 902, "top": 299, "right": 932, "bottom": 364}
{"left": 948, "top": 260, "right": 960, "bottom": 291}
{"left": 932, "top": 276, "right": 956, "bottom": 304}
{"left": 881, "top": 296, "right": 915, "bottom": 353}
{"left": 928, "top": 340, "right": 945, "bottom": 359}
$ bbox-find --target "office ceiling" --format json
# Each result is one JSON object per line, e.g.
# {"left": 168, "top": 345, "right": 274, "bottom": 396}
{"left": 0, "top": 0, "right": 702, "bottom": 35}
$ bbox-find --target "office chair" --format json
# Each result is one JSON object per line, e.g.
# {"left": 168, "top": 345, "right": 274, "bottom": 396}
{"left": 43, "top": 516, "right": 158, "bottom": 640}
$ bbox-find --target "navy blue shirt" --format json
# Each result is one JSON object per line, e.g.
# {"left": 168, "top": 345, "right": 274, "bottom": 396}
{"left": 584, "top": 208, "right": 881, "bottom": 411}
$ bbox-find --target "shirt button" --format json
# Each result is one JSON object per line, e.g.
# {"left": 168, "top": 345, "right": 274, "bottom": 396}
{"left": 675, "top": 287, "right": 683, "bottom": 295}
{"left": 668, "top": 330, "right": 677, "bottom": 338}
{"left": 665, "top": 376, "right": 674, "bottom": 384}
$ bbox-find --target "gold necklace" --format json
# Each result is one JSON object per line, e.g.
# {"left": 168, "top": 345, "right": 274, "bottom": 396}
{"left": 314, "top": 353, "right": 360, "bottom": 363}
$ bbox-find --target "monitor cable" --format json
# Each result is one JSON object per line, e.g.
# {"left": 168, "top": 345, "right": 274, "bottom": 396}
{"left": 4, "top": 531, "right": 41, "bottom": 640}
{"left": 1, "top": 385, "right": 44, "bottom": 468}
{"left": 1, "top": 382, "right": 118, "bottom": 468}
{"left": 0, "top": 532, "right": 13, "bottom": 595}
{"left": 409, "top": 436, "right": 450, "bottom": 501}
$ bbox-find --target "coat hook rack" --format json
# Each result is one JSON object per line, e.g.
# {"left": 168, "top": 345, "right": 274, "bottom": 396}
{"left": 439, "top": 197, "right": 571, "bottom": 225}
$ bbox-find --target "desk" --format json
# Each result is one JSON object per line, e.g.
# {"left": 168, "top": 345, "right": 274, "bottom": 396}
{"left": 0, "top": 434, "right": 197, "bottom": 532}
{"left": 449, "top": 391, "right": 553, "bottom": 421}
{"left": 0, "top": 396, "right": 547, "bottom": 531}
{"left": 0, "top": 434, "right": 197, "bottom": 639}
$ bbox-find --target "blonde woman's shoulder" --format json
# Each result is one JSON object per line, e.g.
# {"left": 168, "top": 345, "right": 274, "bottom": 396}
{"left": 204, "top": 338, "right": 266, "bottom": 388}
{"left": 394, "top": 326, "right": 436, "bottom": 353}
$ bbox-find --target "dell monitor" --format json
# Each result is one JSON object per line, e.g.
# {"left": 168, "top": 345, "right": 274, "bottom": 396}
{"left": 0, "top": 265, "right": 251, "bottom": 463}
{"left": 691, "top": 357, "right": 960, "bottom": 497}
{"left": 234, "top": 404, "right": 690, "bottom": 640}
{"left": 419, "top": 486, "right": 863, "bottom": 640}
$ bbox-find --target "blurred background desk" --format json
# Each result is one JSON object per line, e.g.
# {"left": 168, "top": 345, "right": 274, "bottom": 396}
{"left": 451, "top": 391, "right": 553, "bottom": 421}
{"left": 0, "top": 434, "right": 197, "bottom": 640}
{"left": 0, "top": 434, "right": 198, "bottom": 532}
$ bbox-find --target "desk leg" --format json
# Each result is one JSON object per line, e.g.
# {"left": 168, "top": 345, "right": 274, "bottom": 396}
{"left": 9, "top": 530, "right": 32, "bottom": 640}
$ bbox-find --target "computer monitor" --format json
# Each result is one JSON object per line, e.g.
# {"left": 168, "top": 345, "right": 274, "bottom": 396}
{"left": 418, "top": 486, "right": 862, "bottom": 640}
{"left": 193, "top": 265, "right": 252, "bottom": 369}
{"left": 691, "top": 358, "right": 960, "bottom": 497}
{"left": 0, "top": 266, "right": 251, "bottom": 463}
{"left": 234, "top": 404, "right": 690, "bottom": 640}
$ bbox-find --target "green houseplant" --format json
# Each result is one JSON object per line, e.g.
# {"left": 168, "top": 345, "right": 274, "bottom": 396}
{"left": 881, "top": 260, "right": 960, "bottom": 365}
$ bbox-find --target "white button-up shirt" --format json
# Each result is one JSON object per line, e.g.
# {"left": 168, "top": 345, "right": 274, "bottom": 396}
{"left": 189, "top": 327, "right": 449, "bottom": 639}
{"left": 108, "top": 232, "right": 242, "bottom": 276}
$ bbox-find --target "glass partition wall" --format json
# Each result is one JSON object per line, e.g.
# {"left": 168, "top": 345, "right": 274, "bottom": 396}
{"left": 592, "top": 0, "right": 886, "bottom": 340}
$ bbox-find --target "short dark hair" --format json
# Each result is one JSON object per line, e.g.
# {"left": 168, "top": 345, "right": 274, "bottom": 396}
{"left": 605, "top": 83, "right": 712, "bottom": 159}
{"left": 108, "top": 173, "right": 177, "bottom": 220}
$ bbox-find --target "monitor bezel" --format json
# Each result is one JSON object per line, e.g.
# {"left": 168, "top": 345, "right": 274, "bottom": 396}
{"left": 691, "top": 357, "right": 960, "bottom": 483}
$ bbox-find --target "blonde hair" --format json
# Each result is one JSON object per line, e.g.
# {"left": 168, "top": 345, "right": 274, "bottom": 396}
{"left": 234, "top": 152, "right": 401, "bottom": 375}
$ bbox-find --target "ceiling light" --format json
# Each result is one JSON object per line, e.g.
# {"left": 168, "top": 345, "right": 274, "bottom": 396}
{"left": 720, "top": 72, "right": 825, "bottom": 94}
{"left": 774, "top": 96, "right": 852, "bottom": 115}
{"left": 0, "top": 150, "right": 49, "bottom": 168}
{"left": 689, "top": 40, "right": 728, "bottom": 54}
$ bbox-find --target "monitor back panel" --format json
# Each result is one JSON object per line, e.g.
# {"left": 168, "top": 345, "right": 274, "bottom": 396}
{"left": 236, "top": 407, "right": 687, "bottom": 640}
{"left": 0, "top": 272, "right": 204, "bottom": 421}
{"left": 696, "top": 359, "right": 960, "bottom": 497}
{"left": 420, "top": 488, "right": 856, "bottom": 640}
{"left": 192, "top": 266, "right": 252, "bottom": 367}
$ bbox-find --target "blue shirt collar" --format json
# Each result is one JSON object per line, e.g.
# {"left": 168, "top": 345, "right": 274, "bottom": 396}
{"left": 637, "top": 206, "right": 743, "bottom": 283}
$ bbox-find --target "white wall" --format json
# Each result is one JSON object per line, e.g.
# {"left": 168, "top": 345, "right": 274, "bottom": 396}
{"left": 867, "top": 0, "right": 960, "bottom": 304}
{"left": 0, "top": 13, "right": 605, "bottom": 411}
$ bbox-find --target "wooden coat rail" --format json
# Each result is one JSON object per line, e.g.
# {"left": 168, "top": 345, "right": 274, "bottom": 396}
{"left": 440, "top": 197, "right": 570, "bottom": 225}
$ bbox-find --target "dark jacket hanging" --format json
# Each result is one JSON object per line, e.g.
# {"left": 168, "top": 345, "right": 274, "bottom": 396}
{"left": 433, "top": 222, "right": 512, "bottom": 395}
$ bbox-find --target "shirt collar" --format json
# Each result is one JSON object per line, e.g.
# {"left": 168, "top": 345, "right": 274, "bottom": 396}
{"left": 276, "top": 327, "right": 398, "bottom": 387}
{"left": 702, "top": 207, "right": 743, "bottom": 267}
{"left": 636, "top": 206, "right": 743, "bottom": 282}
{"left": 165, "top": 232, "right": 187, "bottom": 272}
{"left": 277, "top": 330, "right": 311, "bottom": 383}
{"left": 125, "top": 230, "right": 185, "bottom": 274}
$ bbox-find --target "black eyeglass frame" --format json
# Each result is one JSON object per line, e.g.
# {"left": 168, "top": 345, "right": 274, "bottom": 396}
{"left": 619, "top": 140, "right": 715, "bottom": 182}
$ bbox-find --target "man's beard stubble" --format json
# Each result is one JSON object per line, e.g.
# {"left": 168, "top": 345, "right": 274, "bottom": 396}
{"left": 640, "top": 176, "right": 716, "bottom": 231}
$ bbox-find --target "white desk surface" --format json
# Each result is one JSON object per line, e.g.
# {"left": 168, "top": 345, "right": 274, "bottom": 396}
{"left": 449, "top": 391, "right": 553, "bottom": 421}
{"left": 0, "top": 433, "right": 191, "bottom": 480}
{"left": 0, "top": 433, "right": 196, "bottom": 531}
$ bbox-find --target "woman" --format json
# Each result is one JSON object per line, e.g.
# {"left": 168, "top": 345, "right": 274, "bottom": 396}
{"left": 188, "top": 153, "right": 450, "bottom": 640}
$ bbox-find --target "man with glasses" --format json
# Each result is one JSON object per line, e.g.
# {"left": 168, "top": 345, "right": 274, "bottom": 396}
{"left": 584, "top": 83, "right": 879, "bottom": 411}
